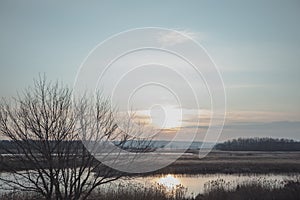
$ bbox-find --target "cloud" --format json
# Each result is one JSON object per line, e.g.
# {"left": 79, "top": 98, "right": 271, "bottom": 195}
{"left": 121, "top": 107, "right": 300, "bottom": 141}
{"left": 224, "top": 121, "right": 300, "bottom": 130}
{"left": 219, "top": 120, "right": 300, "bottom": 141}
{"left": 177, "top": 120, "right": 300, "bottom": 142}
{"left": 225, "top": 84, "right": 268, "bottom": 89}
{"left": 178, "top": 120, "right": 300, "bottom": 132}
{"left": 157, "top": 30, "right": 202, "bottom": 47}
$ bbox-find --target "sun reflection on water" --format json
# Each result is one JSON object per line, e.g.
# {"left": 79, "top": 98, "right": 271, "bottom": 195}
{"left": 156, "top": 174, "right": 181, "bottom": 189}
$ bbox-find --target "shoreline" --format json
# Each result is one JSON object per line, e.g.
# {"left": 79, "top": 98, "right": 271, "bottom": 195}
{"left": 131, "top": 151, "right": 300, "bottom": 176}
{"left": 1, "top": 150, "right": 300, "bottom": 175}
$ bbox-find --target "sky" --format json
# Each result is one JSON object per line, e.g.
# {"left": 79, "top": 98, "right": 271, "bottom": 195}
{"left": 0, "top": 0, "right": 299, "bottom": 141}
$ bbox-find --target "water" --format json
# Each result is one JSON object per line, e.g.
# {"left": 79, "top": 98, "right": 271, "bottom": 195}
{"left": 1, "top": 171, "right": 299, "bottom": 197}
{"left": 115, "top": 173, "right": 300, "bottom": 197}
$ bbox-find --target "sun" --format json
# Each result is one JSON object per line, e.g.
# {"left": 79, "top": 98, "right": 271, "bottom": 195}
{"left": 134, "top": 105, "right": 182, "bottom": 130}
{"left": 150, "top": 105, "right": 182, "bottom": 129}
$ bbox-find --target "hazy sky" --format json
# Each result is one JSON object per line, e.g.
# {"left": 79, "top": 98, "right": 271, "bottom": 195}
{"left": 0, "top": 0, "right": 299, "bottom": 141}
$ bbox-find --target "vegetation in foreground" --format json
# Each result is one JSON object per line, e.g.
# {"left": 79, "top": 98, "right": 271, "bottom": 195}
{"left": 1, "top": 179, "right": 300, "bottom": 200}
{"left": 195, "top": 178, "right": 300, "bottom": 200}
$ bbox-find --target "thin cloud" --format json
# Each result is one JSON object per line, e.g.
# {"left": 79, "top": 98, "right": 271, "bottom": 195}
{"left": 157, "top": 30, "right": 202, "bottom": 47}
{"left": 226, "top": 84, "right": 268, "bottom": 89}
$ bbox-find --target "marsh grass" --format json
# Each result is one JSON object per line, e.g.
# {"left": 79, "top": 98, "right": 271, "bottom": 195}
{"left": 87, "top": 183, "right": 187, "bottom": 200}
{"left": 196, "top": 178, "right": 300, "bottom": 200}
{"left": 1, "top": 178, "right": 299, "bottom": 200}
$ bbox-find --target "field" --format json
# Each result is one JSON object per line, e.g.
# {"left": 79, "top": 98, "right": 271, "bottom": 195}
{"left": 2, "top": 150, "right": 300, "bottom": 175}
{"left": 147, "top": 150, "right": 300, "bottom": 175}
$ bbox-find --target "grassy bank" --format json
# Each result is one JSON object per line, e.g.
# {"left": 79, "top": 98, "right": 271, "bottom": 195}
{"left": 2, "top": 151, "right": 300, "bottom": 175}
{"left": 129, "top": 151, "right": 300, "bottom": 176}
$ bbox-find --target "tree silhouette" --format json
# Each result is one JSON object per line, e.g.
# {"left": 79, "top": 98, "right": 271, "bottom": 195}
{"left": 0, "top": 76, "right": 144, "bottom": 200}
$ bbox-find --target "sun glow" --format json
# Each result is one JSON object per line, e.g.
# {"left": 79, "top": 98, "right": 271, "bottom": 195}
{"left": 157, "top": 174, "right": 181, "bottom": 189}
{"left": 161, "top": 105, "right": 182, "bottom": 129}
{"left": 138, "top": 105, "right": 182, "bottom": 130}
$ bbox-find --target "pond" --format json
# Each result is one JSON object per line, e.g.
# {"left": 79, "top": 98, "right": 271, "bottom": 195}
{"left": 115, "top": 173, "right": 300, "bottom": 197}
{"left": 1, "top": 171, "right": 299, "bottom": 198}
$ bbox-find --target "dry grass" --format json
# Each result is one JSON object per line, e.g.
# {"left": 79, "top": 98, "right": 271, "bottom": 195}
{"left": 196, "top": 179, "right": 300, "bottom": 200}
{"left": 2, "top": 151, "right": 300, "bottom": 175}
{"left": 1, "top": 179, "right": 300, "bottom": 200}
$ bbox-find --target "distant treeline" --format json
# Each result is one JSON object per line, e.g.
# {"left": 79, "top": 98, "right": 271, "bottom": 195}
{"left": 0, "top": 140, "right": 86, "bottom": 154}
{"left": 215, "top": 137, "right": 300, "bottom": 151}
{"left": 0, "top": 140, "right": 153, "bottom": 154}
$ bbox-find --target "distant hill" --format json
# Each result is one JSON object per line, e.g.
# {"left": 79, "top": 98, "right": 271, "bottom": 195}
{"left": 215, "top": 137, "right": 300, "bottom": 151}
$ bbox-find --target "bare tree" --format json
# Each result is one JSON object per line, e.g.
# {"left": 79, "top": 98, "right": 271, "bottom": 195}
{"left": 0, "top": 76, "right": 144, "bottom": 200}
